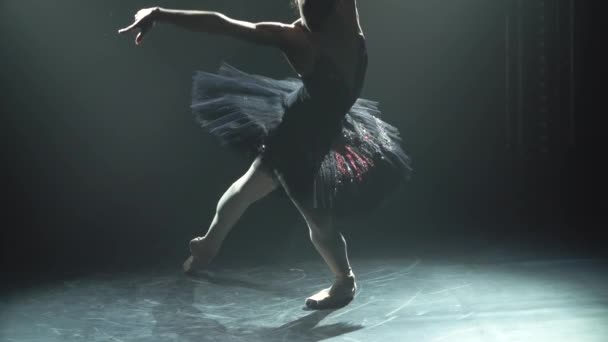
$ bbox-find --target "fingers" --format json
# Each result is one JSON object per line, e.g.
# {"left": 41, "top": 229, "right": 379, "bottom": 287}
{"left": 117, "top": 22, "right": 150, "bottom": 45}
{"left": 118, "top": 8, "right": 156, "bottom": 44}
{"left": 117, "top": 22, "right": 137, "bottom": 34}
{"left": 135, "top": 31, "right": 144, "bottom": 45}
{"left": 117, "top": 23, "right": 145, "bottom": 45}
{"left": 135, "top": 22, "right": 153, "bottom": 45}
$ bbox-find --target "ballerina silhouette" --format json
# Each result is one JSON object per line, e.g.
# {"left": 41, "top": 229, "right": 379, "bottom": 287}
{"left": 118, "top": 0, "right": 411, "bottom": 310}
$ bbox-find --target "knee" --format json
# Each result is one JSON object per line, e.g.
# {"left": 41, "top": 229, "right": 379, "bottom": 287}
{"left": 231, "top": 168, "right": 277, "bottom": 202}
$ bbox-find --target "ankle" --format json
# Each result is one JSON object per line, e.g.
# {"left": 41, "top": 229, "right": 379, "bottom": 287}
{"left": 335, "top": 269, "right": 355, "bottom": 282}
{"left": 190, "top": 236, "right": 220, "bottom": 255}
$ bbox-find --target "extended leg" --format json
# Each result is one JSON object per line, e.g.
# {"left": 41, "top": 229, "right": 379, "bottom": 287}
{"left": 184, "top": 156, "right": 278, "bottom": 273}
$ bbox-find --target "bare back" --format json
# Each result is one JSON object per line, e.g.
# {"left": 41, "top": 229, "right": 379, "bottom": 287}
{"left": 281, "top": 0, "right": 366, "bottom": 92}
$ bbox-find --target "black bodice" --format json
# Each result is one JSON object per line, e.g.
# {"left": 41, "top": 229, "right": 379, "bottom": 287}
{"left": 300, "top": 35, "right": 368, "bottom": 114}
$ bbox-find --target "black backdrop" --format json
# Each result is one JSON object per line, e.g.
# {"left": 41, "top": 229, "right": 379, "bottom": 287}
{"left": 1, "top": 0, "right": 605, "bottom": 285}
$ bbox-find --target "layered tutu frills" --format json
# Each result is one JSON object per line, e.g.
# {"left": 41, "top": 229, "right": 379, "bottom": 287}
{"left": 191, "top": 63, "right": 411, "bottom": 217}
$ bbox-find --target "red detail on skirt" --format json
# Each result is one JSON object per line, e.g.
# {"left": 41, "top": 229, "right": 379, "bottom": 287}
{"left": 335, "top": 152, "right": 349, "bottom": 178}
{"left": 335, "top": 145, "right": 374, "bottom": 182}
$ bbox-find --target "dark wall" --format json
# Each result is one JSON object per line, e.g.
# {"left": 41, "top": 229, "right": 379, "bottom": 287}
{"left": 1, "top": 0, "right": 604, "bottom": 280}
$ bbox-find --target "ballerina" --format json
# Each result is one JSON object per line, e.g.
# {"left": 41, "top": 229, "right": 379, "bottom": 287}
{"left": 118, "top": 0, "right": 411, "bottom": 310}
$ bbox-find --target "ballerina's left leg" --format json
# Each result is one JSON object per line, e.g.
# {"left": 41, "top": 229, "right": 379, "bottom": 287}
{"left": 184, "top": 156, "right": 278, "bottom": 273}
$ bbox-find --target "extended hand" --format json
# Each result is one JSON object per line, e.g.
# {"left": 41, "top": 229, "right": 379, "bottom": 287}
{"left": 117, "top": 7, "right": 161, "bottom": 45}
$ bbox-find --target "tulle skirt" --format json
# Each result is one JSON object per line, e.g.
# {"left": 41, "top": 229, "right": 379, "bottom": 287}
{"left": 191, "top": 63, "right": 412, "bottom": 218}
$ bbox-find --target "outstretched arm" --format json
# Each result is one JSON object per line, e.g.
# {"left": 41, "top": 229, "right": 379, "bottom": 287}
{"left": 118, "top": 7, "right": 295, "bottom": 48}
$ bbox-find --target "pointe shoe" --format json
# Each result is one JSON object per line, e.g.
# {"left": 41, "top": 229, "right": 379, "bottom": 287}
{"left": 305, "top": 274, "right": 357, "bottom": 310}
{"left": 182, "top": 237, "right": 218, "bottom": 274}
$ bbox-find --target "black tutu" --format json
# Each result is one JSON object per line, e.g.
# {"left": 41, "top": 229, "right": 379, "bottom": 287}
{"left": 191, "top": 62, "right": 412, "bottom": 218}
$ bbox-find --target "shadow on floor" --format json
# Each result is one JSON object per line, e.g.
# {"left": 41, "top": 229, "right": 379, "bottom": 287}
{"left": 151, "top": 277, "right": 363, "bottom": 342}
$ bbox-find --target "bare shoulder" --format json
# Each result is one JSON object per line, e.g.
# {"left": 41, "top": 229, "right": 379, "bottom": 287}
{"left": 281, "top": 20, "right": 318, "bottom": 76}
{"left": 283, "top": 19, "right": 313, "bottom": 49}
{"left": 252, "top": 20, "right": 307, "bottom": 48}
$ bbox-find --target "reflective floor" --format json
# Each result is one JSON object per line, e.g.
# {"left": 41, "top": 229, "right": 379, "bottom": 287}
{"left": 2, "top": 254, "right": 607, "bottom": 341}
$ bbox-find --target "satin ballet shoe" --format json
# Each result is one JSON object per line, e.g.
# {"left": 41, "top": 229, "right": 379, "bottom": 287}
{"left": 305, "top": 274, "right": 357, "bottom": 310}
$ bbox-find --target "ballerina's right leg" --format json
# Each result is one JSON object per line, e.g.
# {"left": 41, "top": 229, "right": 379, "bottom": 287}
{"left": 273, "top": 174, "right": 357, "bottom": 309}
{"left": 183, "top": 156, "right": 278, "bottom": 273}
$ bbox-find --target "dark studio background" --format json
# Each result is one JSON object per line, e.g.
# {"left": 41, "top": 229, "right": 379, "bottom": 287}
{"left": 1, "top": 0, "right": 605, "bottom": 290}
